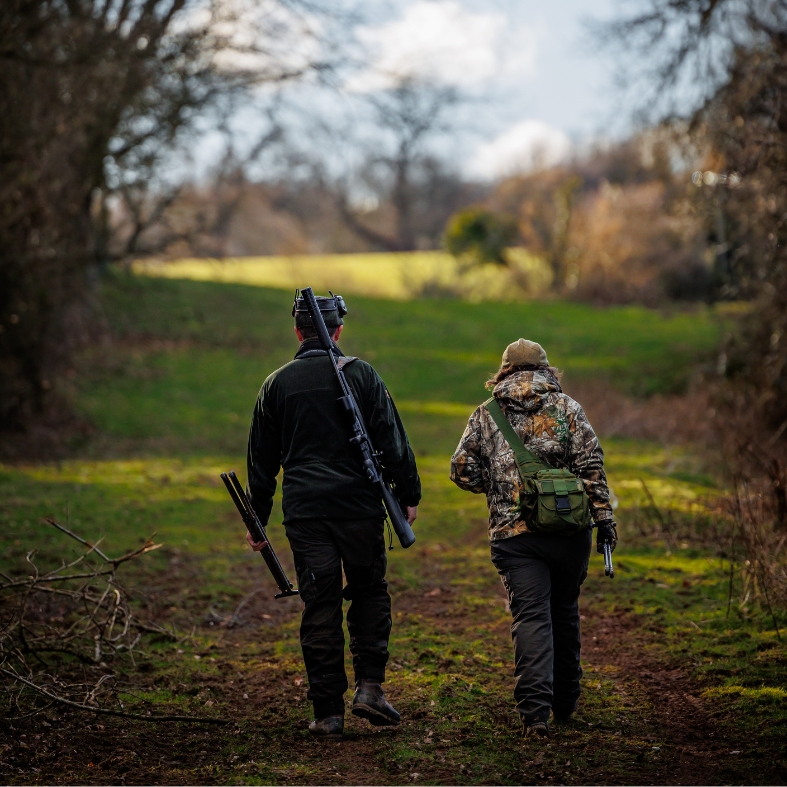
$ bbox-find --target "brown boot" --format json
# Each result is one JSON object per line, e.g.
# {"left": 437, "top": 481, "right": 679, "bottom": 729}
{"left": 524, "top": 721, "right": 550, "bottom": 738}
{"left": 351, "top": 679, "right": 401, "bottom": 726}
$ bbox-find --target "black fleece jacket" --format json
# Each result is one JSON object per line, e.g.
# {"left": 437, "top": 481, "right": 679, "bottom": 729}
{"left": 246, "top": 339, "right": 421, "bottom": 525}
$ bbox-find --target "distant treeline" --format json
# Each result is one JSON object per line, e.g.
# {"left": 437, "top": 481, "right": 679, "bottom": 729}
{"left": 106, "top": 129, "right": 740, "bottom": 309}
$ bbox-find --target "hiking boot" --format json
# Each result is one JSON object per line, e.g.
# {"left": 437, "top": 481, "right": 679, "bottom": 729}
{"left": 351, "top": 679, "right": 401, "bottom": 726}
{"left": 524, "top": 721, "right": 550, "bottom": 738}
{"left": 308, "top": 714, "right": 344, "bottom": 740}
{"left": 552, "top": 701, "right": 577, "bottom": 724}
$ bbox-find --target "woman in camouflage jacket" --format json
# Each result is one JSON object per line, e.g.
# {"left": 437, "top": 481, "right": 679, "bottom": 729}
{"left": 450, "top": 338, "right": 617, "bottom": 737}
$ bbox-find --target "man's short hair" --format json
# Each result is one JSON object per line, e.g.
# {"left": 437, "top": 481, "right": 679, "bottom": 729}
{"left": 297, "top": 324, "right": 340, "bottom": 339}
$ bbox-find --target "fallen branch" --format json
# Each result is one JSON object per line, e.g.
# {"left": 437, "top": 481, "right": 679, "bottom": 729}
{"left": 44, "top": 518, "right": 163, "bottom": 566}
{"left": 131, "top": 620, "right": 180, "bottom": 639}
{"left": 1, "top": 668, "right": 227, "bottom": 725}
{"left": 1, "top": 519, "right": 174, "bottom": 720}
{"left": 207, "top": 587, "right": 267, "bottom": 628}
{"left": 44, "top": 518, "right": 111, "bottom": 562}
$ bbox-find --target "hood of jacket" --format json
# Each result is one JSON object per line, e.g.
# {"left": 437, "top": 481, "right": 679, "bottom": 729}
{"left": 493, "top": 369, "right": 562, "bottom": 412}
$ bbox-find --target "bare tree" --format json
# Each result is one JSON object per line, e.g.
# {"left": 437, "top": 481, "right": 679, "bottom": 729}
{"left": 601, "top": 0, "right": 787, "bottom": 608}
{"left": 597, "top": 0, "right": 759, "bottom": 121}
{"left": 340, "top": 76, "right": 463, "bottom": 251}
{"left": 492, "top": 169, "right": 581, "bottom": 294}
{"left": 107, "top": 111, "right": 284, "bottom": 259}
{"left": 0, "top": 0, "right": 328, "bottom": 434}
{"left": 601, "top": 0, "right": 787, "bottom": 416}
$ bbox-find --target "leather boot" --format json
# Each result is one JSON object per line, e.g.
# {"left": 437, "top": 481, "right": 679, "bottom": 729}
{"left": 524, "top": 721, "right": 550, "bottom": 738}
{"left": 351, "top": 679, "right": 401, "bottom": 726}
{"left": 308, "top": 714, "right": 344, "bottom": 740}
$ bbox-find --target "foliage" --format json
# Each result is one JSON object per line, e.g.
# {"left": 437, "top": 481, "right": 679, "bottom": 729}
{"left": 489, "top": 134, "right": 712, "bottom": 304}
{"left": 0, "top": 0, "right": 323, "bottom": 434}
{"left": 601, "top": 1, "right": 787, "bottom": 610}
{"left": 492, "top": 170, "right": 581, "bottom": 291}
{"left": 443, "top": 208, "right": 518, "bottom": 267}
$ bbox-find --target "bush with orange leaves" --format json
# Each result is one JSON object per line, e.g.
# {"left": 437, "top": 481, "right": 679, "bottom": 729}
{"left": 569, "top": 178, "right": 709, "bottom": 306}
{"left": 487, "top": 133, "right": 712, "bottom": 305}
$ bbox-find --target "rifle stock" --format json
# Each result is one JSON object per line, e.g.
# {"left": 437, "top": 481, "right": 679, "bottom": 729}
{"left": 301, "top": 287, "right": 416, "bottom": 549}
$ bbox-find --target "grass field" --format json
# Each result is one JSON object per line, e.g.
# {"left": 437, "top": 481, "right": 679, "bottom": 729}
{"left": 88, "top": 271, "right": 721, "bottom": 459}
{"left": 1, "top": 269, "right": 785, "bottom": 785}
{"left": 133, "top": 249, "right": 553, "bottom": 302}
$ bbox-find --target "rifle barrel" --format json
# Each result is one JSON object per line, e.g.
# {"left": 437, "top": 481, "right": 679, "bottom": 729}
{"left": 220, "top": 471, "right": 298, "bottom": 599}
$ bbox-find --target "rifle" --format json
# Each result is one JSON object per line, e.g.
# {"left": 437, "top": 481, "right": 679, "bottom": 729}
{"left": 220, "top": 470, "right": 298, "bottom": 599}
{"left": 603, "top": 541, "right": 614, "bottom": 579}
{"left": 300, "top": 286, "right": 416, "bottom": 549}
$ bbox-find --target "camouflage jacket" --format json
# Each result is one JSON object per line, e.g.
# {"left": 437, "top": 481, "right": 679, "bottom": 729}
{"left": 450, "top": 370, "right": 613, "bottom": 542}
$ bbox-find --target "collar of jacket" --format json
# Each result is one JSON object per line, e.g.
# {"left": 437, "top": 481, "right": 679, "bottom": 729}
{"left": 294, "top": 339, "right": 345, "bottom": 359}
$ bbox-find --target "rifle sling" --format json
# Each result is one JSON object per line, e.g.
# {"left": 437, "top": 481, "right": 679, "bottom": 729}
{"left": 483, "top": 397, "right": 550, "bottom": 476}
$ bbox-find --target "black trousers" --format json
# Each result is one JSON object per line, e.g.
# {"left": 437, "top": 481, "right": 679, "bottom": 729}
{"left": 491, "top": 529, "right": 592, "bottom": 725}
{"left": 284, "top": 518, "right": 391, "bottom": 718}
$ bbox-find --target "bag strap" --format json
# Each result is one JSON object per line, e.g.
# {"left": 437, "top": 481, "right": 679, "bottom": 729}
{"left": 483, "top": 397, "right": 549, "bottom": 475}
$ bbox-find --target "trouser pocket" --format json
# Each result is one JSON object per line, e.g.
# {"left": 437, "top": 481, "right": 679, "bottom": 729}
{"left": 295, "top": 562, "right": 319, "bottom": 604}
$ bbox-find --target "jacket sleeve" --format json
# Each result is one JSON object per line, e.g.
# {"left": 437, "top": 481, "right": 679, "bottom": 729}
{"left": 450, "top": 407, "right": 487, "bottom": 494}
{"left": 246, "top": 378, "right": 282, "bottom": 527}
{"left": 351, "top": 362, "right": 421, "bottom": 507}
{"left": 568, "top": 404, "right": 613, "bottom": 523}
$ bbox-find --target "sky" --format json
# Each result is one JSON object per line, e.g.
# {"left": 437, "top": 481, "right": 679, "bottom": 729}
{"left": 343, "top": 0, "right": 624, "bottom": 179}
{"left": 191, "top": 0, "right": 628, "bottom": 183}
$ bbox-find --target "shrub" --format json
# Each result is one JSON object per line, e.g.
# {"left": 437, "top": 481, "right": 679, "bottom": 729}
{"left": 443, "top": 208, "right": 518, "bottom": 266}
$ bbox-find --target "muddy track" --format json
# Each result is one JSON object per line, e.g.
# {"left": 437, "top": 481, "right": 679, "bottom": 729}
{"left": 581, "top": 607, "right": 777, "bottom": 785}
{"left": 1, "top": 552, "right": 783, "bottom": 785}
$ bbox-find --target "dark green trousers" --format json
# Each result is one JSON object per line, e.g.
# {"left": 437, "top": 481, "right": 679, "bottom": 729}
{"left": 284, "top": 518, "right": 390, "bottom": 718}
{"left": 491, "top": 529, "right": 592, "bottom": 725}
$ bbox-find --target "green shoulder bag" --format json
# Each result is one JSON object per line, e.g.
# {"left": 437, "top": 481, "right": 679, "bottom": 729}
{"left": 484, "top": 397, "right": 591, "bottom": 535}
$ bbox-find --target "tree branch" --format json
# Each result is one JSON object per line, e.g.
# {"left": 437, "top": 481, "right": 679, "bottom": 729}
{"left": 0, "top": 668, "right": 228, "bottom": 724}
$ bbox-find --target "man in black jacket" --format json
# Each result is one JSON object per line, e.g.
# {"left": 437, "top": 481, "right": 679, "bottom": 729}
{"left": 246, "top": 293, "right": 421, "bottom": 739}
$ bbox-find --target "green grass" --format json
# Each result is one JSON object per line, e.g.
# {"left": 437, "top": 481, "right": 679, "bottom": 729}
{"left": 1, "top": 271, "right": 784, "bottom": 785}
{"left": 80, "top": 272, "right": 722, "bottom": 460}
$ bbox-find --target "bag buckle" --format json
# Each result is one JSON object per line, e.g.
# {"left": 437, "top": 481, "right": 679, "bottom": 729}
{"left": 555, "top": 495, "right": 571, "bottom": 514}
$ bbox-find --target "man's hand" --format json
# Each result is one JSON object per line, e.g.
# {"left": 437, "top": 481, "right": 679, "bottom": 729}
{"left": 246, "top": 531, "right": 268, "bottom": 552}
{"left": 406, "top": 506, "right": 418, "bottom": 525}
{"left": 596, "top": 521, "right": 618, "bottom": 554}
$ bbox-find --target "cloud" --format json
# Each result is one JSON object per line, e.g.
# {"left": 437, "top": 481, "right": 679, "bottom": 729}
{"left": 466, "top": 119, "right": 572, "bottom": 180}
{"left": 347, "top": 0, "right": 538, "bottom": 92}
{"left": 179, "top": 0, "right": 324, "bottom": 79}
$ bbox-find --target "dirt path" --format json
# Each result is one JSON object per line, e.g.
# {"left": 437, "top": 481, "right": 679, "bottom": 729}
{"left": 580, "top": 606, "right": 772, "bottom": 785}
{"left": 1, "top": 554, "right": 782, "bottom": 785}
